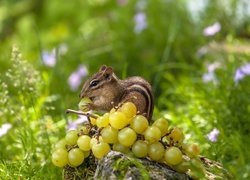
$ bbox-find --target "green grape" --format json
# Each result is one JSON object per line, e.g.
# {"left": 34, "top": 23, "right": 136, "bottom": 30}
{"left": 152, "top": 118, "right": 169, "bottom": 136}
{"left": 90, "top": 116, "right": 97, "bottom": 125}
{"left": 65, "top": 130, "right": 78, "bottom": 145}
{"left": 96, "top": 113, "right": 110, "bottom": 128}
{"left": 109, "top": 112, "right": 128, "bottom": 129}
{"left": 83, "top": 151, "right": 90, "bottom": 158}
{"left": 144, "top": 126, "right": 161, "bottom": 144}
{"left": 77, "top": 135, "right": 91, "bottom": 151}
{"left": 130, "top": 115, "right": 148, "bottom": 134}
{"left": 101, "top": 126, "right": 118, "bottom": 144}
{"left": 112, "top": 143, "right": 130, "bottom": 154}
{"left": 78, "top": 97, "right": 92, "bottom": 112}
{"left": 132, "top": 140, "right": 148, "bottom": 158}
{"left": 190, "top": 158, "right": 205, "bottom": 170}
{"left": 183, "top": 143, "right": 200, "bottom": 158}
{"left": 52, "top": 148, "right": 68, "bottom": 167}
{"left": 68, "top": 148, "right": 85, "bottom": 167}
{"left": 55, "top": 139, "right": 67, "bottom": 150}
{"left": 188, "top": 158, "right": 206, "bottom": 179}
{"left": 92, "top": 142, "right": 111, "bottom": 159}
{"left": 90, "top": 137, "right": 98, "bottom": 148}
{"left": 110, "top": 107, "right": 116, "bottom": 114}
{"left": 168, "top": 127, "right": 184, "bottom": 145}
{"left": 119, "top": 102, "right": 137, "bottom": 119}
{"left": 148, "top": 142, "right": 165, "bottom": 161}
{"left": 79, "top": 125, "right": 90, "bottom": 135}
{"left": 99, "top": 136, "right": 104, "bottom": 142}
{"left": 164, "top": 147, "right": 183, "bottom": 165}
{"left": 118, "top": 127, "right": 137, "bottom": 147}
{"left": 172, "top": 160, "right": 190, "bottom": 173}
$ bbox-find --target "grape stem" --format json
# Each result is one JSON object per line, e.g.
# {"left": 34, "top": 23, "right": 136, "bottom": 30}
{"left": 66, "top": 109, "right": 98, "bottom": 119}
{"left": 96, "top": 127, "right": 104, "bottom": 143}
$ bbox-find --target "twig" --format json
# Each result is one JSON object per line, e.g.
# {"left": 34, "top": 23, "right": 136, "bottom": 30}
{"left": 66, "top": 109, "right": 98, "bottom": 119}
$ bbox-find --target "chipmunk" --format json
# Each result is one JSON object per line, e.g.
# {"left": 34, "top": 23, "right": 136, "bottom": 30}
{"left": 80, "top": 65, "right": 154, "bottom": 121}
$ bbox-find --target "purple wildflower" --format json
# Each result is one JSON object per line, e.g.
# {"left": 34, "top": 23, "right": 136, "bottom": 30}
{"left": 207, "top": 128, "right": 220, "bottom": 142}
{"left": 234, "top": 63, "right": 250, "bottom": 83}
{"left": 0, "top": 123, "right": 12, "bottom": 137}
{"left": 67, "top": 115, "right": 88, "bottom": 131}
{"left": 207, "top": 62, "right": 220, "bottom": 73}
{"left": 202, "top": 62, "right": 220, "bottom": 84}
{"left": 68, "top": 65, "right": 88, "bottom": 91}
{"left": 203, "top": 22, "right": 221, "bottom": 36}
{"left": 68, "top": 73, "right": 82, "bottom": 91}
{"left": 42, "top": 49, "right": 56, "bottom": 67}
{"left": 78, "top": 65, "right": 88, "bottom": 77}
{"left": 134, "top": 12, "right": 147, "bottom": 34}
{"left": 202, "top": 72, "right": 217, "bottom": 83}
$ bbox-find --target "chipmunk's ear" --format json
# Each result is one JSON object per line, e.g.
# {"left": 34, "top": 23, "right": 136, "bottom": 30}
{"left": 99, "top": 65, "right": 107, "bottom": 71}
{"left": 105, "top": 66, "right": 113, "bottom": 74}
{"left": 103, "top": 66, "right": 113, "bottom": 81}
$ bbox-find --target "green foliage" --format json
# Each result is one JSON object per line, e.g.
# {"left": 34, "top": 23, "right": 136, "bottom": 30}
{"left": 0, "top": 46, "right": 63, "bottom": 179}
{"left": 0, "top": 0, "right": 250, "bottom": 179}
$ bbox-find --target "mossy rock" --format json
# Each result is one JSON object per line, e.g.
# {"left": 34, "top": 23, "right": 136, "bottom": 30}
{"left": 64, "top": 151, "right": 232, "bottom": 180}
{"left": 94, "top": 151, "right": 190, "bottom": 180}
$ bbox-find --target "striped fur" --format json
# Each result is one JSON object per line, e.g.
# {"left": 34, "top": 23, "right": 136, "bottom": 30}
{"left": 122, "top": 77, "right": 154, "bottom": 120}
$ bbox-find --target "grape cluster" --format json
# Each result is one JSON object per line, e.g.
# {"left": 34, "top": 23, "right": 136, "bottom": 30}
{"left": 52, "top": 100, "right": 205, "bottom": 176}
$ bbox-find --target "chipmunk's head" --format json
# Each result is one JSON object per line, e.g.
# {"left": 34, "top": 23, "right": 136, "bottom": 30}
{"left": 79, "top": 65, "right": 119, "bottom": 109}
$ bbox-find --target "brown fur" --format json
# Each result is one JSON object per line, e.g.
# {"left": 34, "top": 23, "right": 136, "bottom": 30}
{"left": 80, "top": 65, "right": 154, "bottom": 120}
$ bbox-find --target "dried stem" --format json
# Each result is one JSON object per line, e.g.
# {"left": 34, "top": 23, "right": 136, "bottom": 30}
{"left": 66, "top": 109, "right": 98, "bottom": 119}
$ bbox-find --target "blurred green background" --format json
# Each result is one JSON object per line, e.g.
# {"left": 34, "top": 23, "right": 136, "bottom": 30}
{"left": 0, "top": 0, "right": 250, "bottom": 179}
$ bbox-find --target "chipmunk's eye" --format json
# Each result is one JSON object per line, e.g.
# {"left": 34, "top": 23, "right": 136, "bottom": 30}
{"left": 90, "top": 80, "right": 99, "bottom": 88}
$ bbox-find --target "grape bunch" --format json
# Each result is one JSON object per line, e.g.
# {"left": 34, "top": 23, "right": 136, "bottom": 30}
{"left": 52, "top": 99, "right": 205, "bottom": 176}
